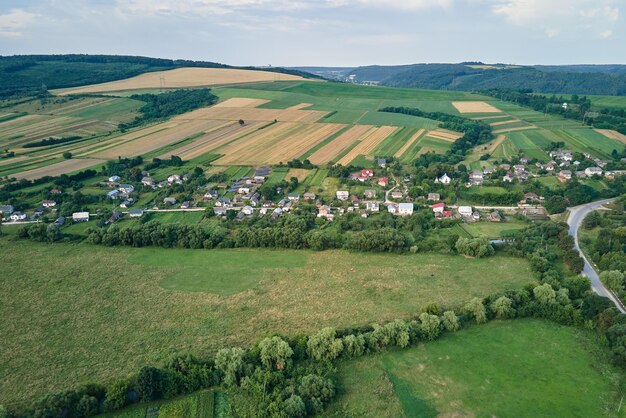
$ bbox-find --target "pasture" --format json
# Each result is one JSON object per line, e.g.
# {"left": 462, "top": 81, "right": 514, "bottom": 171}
{"left": 0, "top": 240, "right": 533, "bottom": 405}
{"left": 53, "top": 68, "right": 310, "bottom": 95}
{"left": 325, "top": 320, "right": 625, "bottom": 418}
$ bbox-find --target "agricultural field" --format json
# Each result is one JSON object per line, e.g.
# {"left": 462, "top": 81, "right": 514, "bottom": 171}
{"left": 452, "top": 101, "right": 501, "bottom": 113}
{"left": 102, "top": 390, "right": 215, "bottom": 418}
{"left": 0, "top": 239, "right": 533, "bottom": 405}
{"left": 461, "top": 218, "right": 529, "bottom": 238}
{"left": 325, "top": 320, "right": 625, "bottom": 418}
{"left": 336, "top": 126, "right": 397, "bottom": 166}
{"left": 54, "top": 68, "right": 310, "bottom": 95}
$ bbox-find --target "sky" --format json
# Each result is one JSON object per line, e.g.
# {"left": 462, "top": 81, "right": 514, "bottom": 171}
{"left": 0, "top": 0, "right": 624, "bottom": 67}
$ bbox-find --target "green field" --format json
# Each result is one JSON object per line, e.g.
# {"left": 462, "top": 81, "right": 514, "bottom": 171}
{"left": 461, "top": 219, "right": 529, "bottom": 238}
{"left": 102, "top": 390, "right": 215, "bottom": 418}
{"left": 325, "top": 320, "right": 626, "bottom": 418}
{"left": 0, "top": 239, "right": 534, "bottom": 405}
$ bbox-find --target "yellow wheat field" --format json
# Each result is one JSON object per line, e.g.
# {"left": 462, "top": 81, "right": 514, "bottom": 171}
{"left": 425, "top": 129, "right": 463, "bottom": 142}
{"left": 394, "top": 129, "right": 425, "bottom": 158}
{"left": 215, "top": 122, "right": 345, "bottom": 165}
{"left": 213, "top": 98, "right": 270, "bottom": 108}
{"left": 12, "top": 158, "right": 106, "bottom": 180}
{"left": 336, "top": 126, "right": 398, "bottom": 166}
{"left": 452, "top": 101, "right": 502, "bottom": 113}
{"left": 54, "top": 68, "right": 310, "bottom": 95}
{"left": 308, "top": 125, "right": 375, "bottom": 165}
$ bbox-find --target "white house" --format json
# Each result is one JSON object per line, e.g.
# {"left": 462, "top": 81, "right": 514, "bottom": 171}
{"left": 107, "top": 190, "right": 120, "bottom": 199}
{"left": 242, "top": 205, "right": 254, "bottom": 216}
{"left": 108, "top": 175, "right": 121, "bottom": 183}
{"left": 42, "top": 200, "right": 56, "bottom": 208}
{"left": 458, "top": 206, "right": 473, "bottom": 217}
{"left": 167, "top": 174, "right": 182, "bottom": 184}
{"left": 10, "top": 212, "right": 27, "bottom": 221}
{"left": 118, "top": 184, "right": 135, "bottom": 194}
{"left": 585, "top": 167, "right": 603, "bottom": 176}
{"left": 386, "top": 203, "right": 398, "bottom": 214}
{"left": 72, "top": 212, "right": 90, "bottom": 222}
{"left": 129, "top": 209, "right": 144, "bottom": 218}
{"left": 398, "top": 203, "right": 414, "bottom": 216}
{"left": 366, "top": 202, "right": 380, "bottom": 212}
{"left": 435, "top": 173, "right": 451, "bottom": 184}
{"left": 336, "top": 190, "right": 349, "bottom": 201}
{"left": 163, "top": 197, "right": 177, "bottom": 205}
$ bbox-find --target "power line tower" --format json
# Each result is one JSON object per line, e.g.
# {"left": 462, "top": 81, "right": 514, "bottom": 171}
{"left": 159, "top": 76, "right": 166, "bottom": 91}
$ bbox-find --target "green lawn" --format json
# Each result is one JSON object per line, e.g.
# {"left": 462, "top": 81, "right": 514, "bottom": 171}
{"left": 461, "top": 219, "right": 529, "bottom": 238}
{"left": 0, "top": 239, "right": 534, "bottom": 406}
{"left": 102, "top": 390, "right": 215, "bottom": 418}
{"left": 325, "top": 319, "right": 626, "bottom": 418}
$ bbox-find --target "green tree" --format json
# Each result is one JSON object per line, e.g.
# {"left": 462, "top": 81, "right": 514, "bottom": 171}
{"left": 442, "top": 311, "right": 460, "bottom": 332}
{"left": 342, "top": 334, "right": 366, "bottom": 358}
{"left": 600, "top": 270, "right": 625, "bottom": 293}
{"left": 104, "top": 379, "right": 131, "bottom": 411}
{"left": 463, "top": 297, "right": 487, "bottom": 323}
{"left": 0, "top": 405, "right": 7, "bottom": 418}
{"left": 419, "top": 313, "right": 442, "bottom": 341}
{"left": 307, "top": 328, "right": 344, "bottom": 362}
{"left": 533, "top": 283, "right": 556, "bottom": 304}
{"left": 63, "top": 151, "right": 72, "bottom": 159}
{"left": 455, "top": 237, "right": 494, "bottom": 258}
{"left": 215, "top": 347, "right": 246, "bottom": 387}
{"left": 491, "top": 296, "right": 514, "bottom": 319}
{"left": 283, "top": 395, "right": 306, "bottom": 417}
{"left": 259, "top": 336, "right": 293, "bottom": 370}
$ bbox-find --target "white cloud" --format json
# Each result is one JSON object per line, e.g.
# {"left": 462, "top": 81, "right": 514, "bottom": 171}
{"left": 490, "top": 0, "right": 620, "bottom": 39}
{"left": 346, "top": 33, "right": 416, "bottom": 45}
{"left": 0, "top": 9, "right": 37, "bottom": 38}
{"left": 117, "top": 0, "right": 310, "bottom": 16}
{"left": 326, "top": 0, "right": 453, "bottom": 10}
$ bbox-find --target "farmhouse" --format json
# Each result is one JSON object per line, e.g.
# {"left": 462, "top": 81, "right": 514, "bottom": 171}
{"left": 242, "top": 206, "right": 254, "bottom": 216}
{"left": 336, "top": 190, "right": 349, "bottom": 201}
{"left": 288, "top": 193, "right": 300, "bottom": 201}
{"left": 42, "top": 200, "right": 56, "bottom": 208}
{"left": 386, "top": 203, "right": 398, "bottom": 214}
{"left": 108, "top": 175, "right": 121, "bottom": 183}
{"left": 118, "top": 184, "right": 135, "bottom": 194}
{"left": 213, "top": 207, "right": 228, "bottom": 216}
{"left": 168, "top": 174, "right": 182, "bottom": 184}
{"left": 129, "top": 209, "right": 144, "bottom": 218}
{"left": 72, "top": 212, "right": 90, "bottom": 222}
{"left": 558, "top": 170, "right": 572, "bottom": 182}
{"left": 317, "top": 205, "right": 332, "bottom": 218}
{"left": 10, "top": 212, "right": 27, "bottom": 221}
{"left": 203, "top": 190, "right": 219, "bottom": 200}
{"left": 378, "top": 177, "right": 389, "bottom": 187}
{"left": 361, "top": 169, "right": 374, "bottom": 177}
{"left": 435, "top": 173, "right": 451, "bottom": 184}
{"left": 458, "top": 206, "right": 473, "bottom": 217}
{"left": 364, "top": 189, "right": 377, "bottom": 199}
{"left": 585, "top": 167, "right": 603, "bottom": 176}
{"left": 120, "top": 199, "right": 133, "bottom": 209}
{"left": 398, "top": 203, "right": 414, "bottom": 216}
{"left": 303, "top": 192, "right": 316, "bottom": 201}
{"left": 239, "top": 185, "right": 254, "bottom": 194}
{"left": 469, "top": 170, "right": 484, "bottom": 182}
{"left": 107, "top": 190, "right": 120, "bottom": 199}
{"left": 432, "top": 202, "right": 445, "bottom": 214}
{"left": 366, "top": 202, "right": 380, "bottom": 212}
{"left": 141, "top": 177, "right": 155, "bottom": 187}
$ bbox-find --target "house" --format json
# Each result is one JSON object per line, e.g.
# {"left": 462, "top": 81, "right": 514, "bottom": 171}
{"left": 544, "top": 162, "right": 556, "bottom": 172}
{"left": 377, "top": 158, "right": 387, "bottom": 168}
{"left": 523, "top": 192, "right": 541, "bottom": 203}
{"left": 336, "top": 190, "right": 349, "bottom": 201}
{"left": 72, "top": 212, "right": 90, "bottom": 222}
{"left": 288, "top": 193, "right": 300, "bottom": 201}
{"left": 488, "top": 211, "right": 502, "bottom": 222}
{"left": 469, "top": 170, "right": 484, "bottom": 182}
{"left": 503, "top": 173, "right": 514, "bottom": 183}
{"left": 33, "top": 206, "right": 45, "bottom": 217}
{"left": 239, "top": 185, "right": 253, "bottom": 194}
{"left": 108, "top": 175, "right": 121, "bottom": 183}
{"left": 108, "top": 212, "right": 123, "bottom": 223}
{"left": 317, "top": 205, "right": 332, "bottom": 218}
{"left": 351, "top": 195, "right": 360, "bottom": 206}
{"left": 0, "top": 205, "right": 15, "bottom": 217}
{"left": 427, "top": 193, "right": 441, "bottom": 201}
{"left": 378, "top": 177, "right": 389, "bottom": 187}
{"left": 107, "top": 190, "right": 120, "bottom": 199}
{"left": 435, "top": 173, "right": 451, "bottom": 184}
{"left": 127, "top": 209, "right": 143, "bottom": 218}
{"left": 167, "top": 174, "right": 182, "bottom": 184}
{"left": 361, "top": 169, "right": 374, "bottom": 177}
{"left": 163, "top": 197, "right": 177, "bottom": 205}
{"left": 242, "top": 205, "right": 254, "bottom": 216}
{"left": 442, "top": 210, "right": 453, "bottom": 218}
{"left": 54, "top": 216, "right": 66, "bottom": 226}
{"left": 520, "top": 156, "right": 530, "bottom": 164}
{"left": 398, "top": 203, "right": 414, "bottom": 216}
{"left": 472, "top": 211, "right": 481, "bottom": 221}
{"left": 180, "top": 201, "right": 191, "bottom": 209}
{"left": 366, "top": 202, "right": 380, "bottom": 212}
{"left": 483, "top": 167, "right": 494, "bottom": 175}
{"left": 303, "top": 192, "right": 316, "bottom": 201}
{"left": 558, "top": 170, "right": 572, "bottom": 182}
{"left": 235, "top": 211, "right": 247, "bottom": 221}
{"left": 364, "top": 189, "right": 377, "bottom": 199}
{"left": 50, "top": 188, "right": 62, "bottom": 195}
{"left": 203, "top": 190, "right": 219, "bottom": 200}
{"left": 499, "top": 164, "right": 511, "bottom": 171}
{"left": 432, "top": 202, "right": 446, "bottom": 214}
{"left": 42, "top": 200, "right": 56, "bottom": 208}
{"left": 271, "top": 207, "right": 283, "bottom": 220}
{"left": 391, "top": 191, "right": 403, "bottom": 199}
{"left": 386, "top": 203, "right": 398, "bottom": 214}
{"left": 141, "top": 177, "right": 155, "bottom": 187}
{"left": 213, "top": 206, "right": 228, "bottom": 216}
{"left": 585, "top": 167, "right": 603, "bottom": 176}
{"left": 120, "top": 199, "right": 133, "bottom": 209}
{"left": 118, "top": 184, "right": 134, "bottom": 194}
{"left": 458, "top": 206, "right": 473, "bottom": 217}
{"left": 576, "top": 171, "right": 587, "bottom": 178}
{"left": 255, "top": 166, "right": 271, "bottom": 177}
{"left": 10, "top": 212, "right": 27, "bottom": 221}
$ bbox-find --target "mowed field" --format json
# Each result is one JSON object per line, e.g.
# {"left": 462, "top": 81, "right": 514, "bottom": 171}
{"left": 325, "top": 320, "right": 625, "bottom": 418}
{"left": 54, "top": 67, "right": 311, "bottom": 95}
{"left": 10, "top": 158, "right": 106, "bottom": 180}
{"left": 0, "top": 239, "right": 533, "bottom": 405}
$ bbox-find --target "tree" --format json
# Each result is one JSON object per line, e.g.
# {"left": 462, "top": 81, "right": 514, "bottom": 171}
{"left": 104, "top": 379, "right": 131, "bottom": 411}
{"left": 491, "top": 296, "right": 514, "bottom": 319}
{"left": 455, "top": 237, "right": 494, "bottom": 258}
{"left": 307, "top": 327, "right": 344, "bottom": 362}
{"left": 442, "top": 311, "right": 460, "bottom": 332}
{"left": 581, "top": 294, "right": 612, "bottom": 320}
{"left": 298, "top": 374, "right": 335, "bottom": 413}
{"left": 135, "top": 366, "right": 164, "bottom": 401}
{"left": 0, "top": 405, "right": 7, "bottom": 418}
{"left": 63, "top": 151, "right": 72, "bottom": 159}
{"left": 533, "top": 283, "right": 556, "bottom": 304}
{"left": 239, "top": 119, "right": 245, "bottom": 126}
{"left": 419, "top": 313, "right": 442, "bottom": 341}
{"left": 600, "top": 270, "right": 625, "bottom": 293}
{"left": 342, "top": 334, "right": 366, "bottom": 358}
{"left": 215, "top": 347, "right": 246, "bottom": 387}
{"left": 464, "top": 297, "right": 487, "bottom": 323}
{"left": 259, "top": 336, "right": 293, "bottom": 370}
{"left": 283, "top": 395, "right": 306, "bottom": 417}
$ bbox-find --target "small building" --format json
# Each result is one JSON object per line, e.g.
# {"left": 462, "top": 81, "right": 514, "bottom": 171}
{"left": 488, "top": 211, "right": 502, "bottom": 222}
{"left": 472, "top": 211, "right": 481, "bottom": 221}
{"left": 54, "top": 216, "right": 66, "bottom": 226}
{"left": 469, "top": 170, "right": 484, "bottom": 182}
{"left": 167, "top": 174, "right": 182, "bottom": 184}
{"left": 427, "top": 193, "right": 440, "bottom": 201}
{"left": 364, "top": 189, "right": 377, "bottom": 199}
{"left": 120, "top": 199, "right": 133, "bottom": 209}
{"left": 118, "top": 184, "right": 135, "bottom": 194}
{"left": 0, "top": 205, "right": 15, "bottom": 217}
{"left": 432, "top": 202, "right": 445, "bottom": 214}
{"left": 458, "top": 206, "right": 473, "bottom": 217}
{"left": 303, "top": 192, "right": 316, "bottom": 201}
{"left": 351, "top": 195, "right": 360, "bottom": 205}
{"left": 503, "top": 173, "right": 514, "bottom": 183}
{"left": 391, "top": 191, "right": 403, "bottom": 199}
{"left": 42, "top": 200, "right": 56, "bottom": 208}
{"left": 361, "top": 169, "right": 374, "bottom": 177}
{"left": 398, "top": 203, "right": 414, "bottom": 216}
{"left": 10, "top": 212, "right": 27, "bottom": 221}
{"left": 163, "top": 197, "right": 177, "bottom": 205}
{"left": 109, "top": 212, "right": 123, "bottom": 223}
{"left": 317, "top": 205, "right": 332, "bottom": 218}
{"left": 377, "top": 177, "right": 389, "bottom": 187}
{"left": 558, "top": 170, "right": 572, "bottom": 182}
{"left": 377, "top": 158, "right": 387, "bottom": 168}
{"left": 141, "top": 177, "right": 155, "bottom": 187}
{"left": 336, "top": 190, "right": 349, "bottom": 201}
{"left": 108, "top": 175, "right": 121, "bottom": 183}
{"left": 242, "top": 206, "right": 254, "bottom": 216}
{"left": 72, "top": 212, "right": 90, "bottom": 222}
{"left": 107, "top": 190, "right": 120, "bottom": 199}
{"left": 216, "top": 197, "right": 231, "bottom": 207}
{"left": 366, "top": 202, "right": 380, "bottom": 212}
{"left": 213, "top": 207, "right": 228, "bottom": 216}
{"left": 50, "top": 188, "right": 62, "bottom": 195}
{"left": 180, "top": 201, "right": 191, "bottom": 209}
{"left": 435, "top": 173, "right": 451, "bottom": 184}
{"left": 585, "top": 167, "right": 603, "bottom": 177}
{"left": 386, "top": 203, "right": 398, "bottom": 214}
{"left": 203, "top": 190, "right": 219, "bottom": 200}
{"left": 287, "top": 193, "right": 300, "bottom": 201}
{"left": 239, "top": 185, "right": 254, "bottom": 194}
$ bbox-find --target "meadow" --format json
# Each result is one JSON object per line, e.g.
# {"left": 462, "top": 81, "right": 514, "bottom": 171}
{"left": 324, "top": 320, "right": 626, "bottom": 418}
{"left": 0, "top": 239, "right": 533, "bottom": 406}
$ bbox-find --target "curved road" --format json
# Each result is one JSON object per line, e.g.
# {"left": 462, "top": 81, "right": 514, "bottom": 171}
{"left": 567, "top": 198, "right": 626, "bottom": 313}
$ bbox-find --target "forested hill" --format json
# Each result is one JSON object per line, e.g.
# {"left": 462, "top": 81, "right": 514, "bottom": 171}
{"left": 0, "top": 54, "right": 321, "bottom": 98}
{"left": 330, "top": 63, "right": 626, "bottom": 96}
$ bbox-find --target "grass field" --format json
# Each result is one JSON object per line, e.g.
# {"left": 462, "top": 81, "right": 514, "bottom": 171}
{"left": 0, "top": 239, "right": 533, "bottom": 406}
{"left": 325, "top": 319, "right": 625, "bottom": 418}
{"left": 461, "top": 219, "right": 529, "bottom": 238}
{"left": 102, "top": 390, "right": 215, "bottom": 418}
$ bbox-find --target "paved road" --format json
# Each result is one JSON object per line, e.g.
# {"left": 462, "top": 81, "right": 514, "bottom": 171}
{"left": 567, "top": 198, "right": 626, "bottom": 313}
